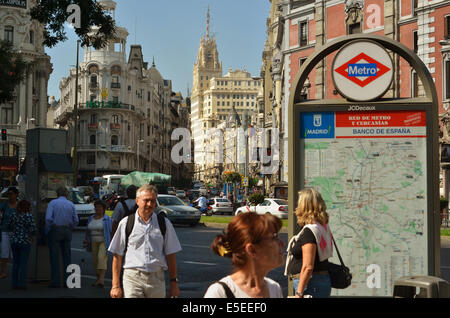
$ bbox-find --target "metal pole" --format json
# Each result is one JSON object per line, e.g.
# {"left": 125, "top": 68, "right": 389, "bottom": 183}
{"left": 95, "top": 131, "right": 98, "bottom": 177}
{"left": 137, "top": 139, "right": 139, "bottom": 171}
{"left": 73, "top": 40, "right": 80, "bottom": 186}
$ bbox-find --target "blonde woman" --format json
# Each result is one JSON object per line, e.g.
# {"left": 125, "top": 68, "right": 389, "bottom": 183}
{"left": 291, "top": 188, "right": 333, "bottom": 298}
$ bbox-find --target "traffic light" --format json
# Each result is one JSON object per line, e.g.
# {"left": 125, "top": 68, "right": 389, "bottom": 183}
{"left": 1, "top": 129, "right": 6, "bottom": 141}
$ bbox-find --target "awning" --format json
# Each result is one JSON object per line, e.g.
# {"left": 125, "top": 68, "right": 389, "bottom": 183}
{"left": 20, "top": 154, "right": 73, "bottom": 174}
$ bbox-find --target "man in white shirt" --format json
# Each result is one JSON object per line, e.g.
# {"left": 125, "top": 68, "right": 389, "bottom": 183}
{"left": 194, "top": 195, "right": 208, "bottom": 213}
{"left": 108, "top": 184, "right": 182, "bottom": 298}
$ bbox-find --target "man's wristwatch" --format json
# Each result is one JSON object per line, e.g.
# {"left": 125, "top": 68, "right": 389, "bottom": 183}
{"left": 295, "top": 291, "right": 303, "bottom": 297}
{"left": 170, "top": 277, "right": 179, "bottom": 283}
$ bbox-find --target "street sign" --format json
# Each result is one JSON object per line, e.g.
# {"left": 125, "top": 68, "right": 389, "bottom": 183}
{"left": 332, "top": 40, "right": 393, "bottom": 102}
{"left": 243, "top": 177, "right": 248, "bottom": 187}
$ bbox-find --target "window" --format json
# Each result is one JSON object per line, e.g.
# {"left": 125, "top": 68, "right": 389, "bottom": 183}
{"left": 348, "top": 22, "right": 361, "bottom": 34}
{"left": 90, "top": 134, "right": 96, "bottom": 145}
{"left": 412, "top": 70, "right": 419, "bottom": 98}
{"left": 299, "top": 21, "right": 308, "bottom": 46}
{"left": 29, "top": 31, "right": 34, "bottom": 44}
{"left": 90, "top": 114, "right": 97, "bottom": 124}
{"left": 112, "top": 115, "right": 119, "bottom": 124}
{"left": 299, "top": 57, "right": 307, "bottom": 69}
{"left": 1, "top": 105, "right": 13, "bottom": 124}
{"left": 412, "top": 0, "right": 418, "bottom": 16}
{"left": 111, "top": 135, "right": 118, "bottom": 145}
{"left": 87, "top": 155, "right": 96, "bottom": 165}
{"left": 445, "top": 16, "right": 450, "bottom": 40}
{"left": 4, "top": 26, "right": 13, "bottom": 43}
{"left": 445, "top": 60, "right": 450, "bottom": 100}
{"left": 413, "top": 30, "right": 418, "bottom": 53}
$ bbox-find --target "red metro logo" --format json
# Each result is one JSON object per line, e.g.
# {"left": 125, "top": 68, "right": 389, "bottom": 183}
{"left": 334, "top": 52, "right": 391, "bottom": 88}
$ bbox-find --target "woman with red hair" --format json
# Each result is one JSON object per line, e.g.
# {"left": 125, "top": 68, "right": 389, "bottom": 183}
{"left": 204, "top": 213, "right": 285, "bottom": 298}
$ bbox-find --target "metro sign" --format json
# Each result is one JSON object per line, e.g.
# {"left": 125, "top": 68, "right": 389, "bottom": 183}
{"left": 334, "top": 52, "right": 391, "bottom": 88}
{"left": 332, "top": 40, "right": 393, "bottom": 101}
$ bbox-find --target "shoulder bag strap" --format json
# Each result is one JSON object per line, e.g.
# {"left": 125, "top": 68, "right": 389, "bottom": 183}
{"left": 331, "top": 235, "right": 346, "bottom": 267}
{"left": 216, "top": 281, "right": 235, "bottom": 298}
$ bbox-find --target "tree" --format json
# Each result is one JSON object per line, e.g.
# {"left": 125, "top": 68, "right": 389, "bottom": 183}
{"left": 0, "top": 40, "right": 27, "bottom": 103}
{"left": 30, "top": 0, "right": 116, "bottom": 49}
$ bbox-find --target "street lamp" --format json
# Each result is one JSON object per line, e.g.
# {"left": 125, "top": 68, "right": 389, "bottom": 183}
{"left": 137, "top": 139, "right": 144, "bottom": 171}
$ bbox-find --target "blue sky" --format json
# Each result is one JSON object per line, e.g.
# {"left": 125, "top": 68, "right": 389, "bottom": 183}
{"left": 47, "top": 0, "right": 271, "bottom": 100}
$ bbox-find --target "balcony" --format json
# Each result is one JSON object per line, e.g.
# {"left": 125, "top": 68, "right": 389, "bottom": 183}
{"left": 111, "top": 82, "right": 121, "bottom": 89}
{"left": 110, "top": 123, "right": 120, "bottom": 130}
{"left": 88, "top": 123, "right": 98, "bottom": 130}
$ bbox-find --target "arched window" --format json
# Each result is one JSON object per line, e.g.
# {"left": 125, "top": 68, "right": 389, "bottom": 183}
{"left": 88, "top": 64, "right": 99, "bottom": 74}
{"left": 111, "top": 135, "right": 118, "bottom": 145}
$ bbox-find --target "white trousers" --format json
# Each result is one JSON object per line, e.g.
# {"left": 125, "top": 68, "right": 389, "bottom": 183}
{"left": 123, "top": 268, "right": 165, "bottom": 298}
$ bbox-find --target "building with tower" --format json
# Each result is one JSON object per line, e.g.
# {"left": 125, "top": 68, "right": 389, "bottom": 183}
{"left": 191, "top": 7, "right": 262, "bottom": 183}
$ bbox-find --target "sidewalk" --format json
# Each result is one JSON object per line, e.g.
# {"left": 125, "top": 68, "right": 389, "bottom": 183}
{"left": 0, "top": 261, "right": 111, "bottom": 298}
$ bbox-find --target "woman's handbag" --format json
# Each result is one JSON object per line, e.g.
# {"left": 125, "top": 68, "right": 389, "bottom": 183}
{"left": 328, "top": 236, "right": 352, "bottom": 289}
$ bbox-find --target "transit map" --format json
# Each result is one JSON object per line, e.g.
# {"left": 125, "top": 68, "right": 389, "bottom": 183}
{"left": 300, "top": 110, "right": 428, "bottom": 296}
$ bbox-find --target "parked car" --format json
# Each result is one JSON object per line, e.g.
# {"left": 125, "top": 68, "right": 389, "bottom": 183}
{"left": 211, "top": 197, "right": 233, "bottom": 215}
{"left": 176, "top": 190, "right": 186, "bottom": 199}
{"left": 234, "top": 198, "right": 288, "bottom": 219}
{"left": 156, "top": 194, "right": 201, "bottom": 226}
{"left": 167, "top": 187, "right": 176, "bottom": 195}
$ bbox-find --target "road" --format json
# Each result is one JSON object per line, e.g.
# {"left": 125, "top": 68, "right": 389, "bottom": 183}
{"left": 70, "top": 223, "right": 289, "bottom": 298}
{"left": 0, "top": 223, "right": 448, "bottom": 298}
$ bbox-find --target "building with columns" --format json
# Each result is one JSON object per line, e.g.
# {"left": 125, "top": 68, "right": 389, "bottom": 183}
{"left": 54, "top": 0, "right": 184, "bottom": 185}
{"left": 261, "top": 0, "right": 450, "bottom": 197}
{"left": 0, "top": 0, "right": 52, "bottom": 187}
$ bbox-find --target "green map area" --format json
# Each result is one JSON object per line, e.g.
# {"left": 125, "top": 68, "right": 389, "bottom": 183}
{"left": 304, "top": 138, "right": 427, "bottom": 296}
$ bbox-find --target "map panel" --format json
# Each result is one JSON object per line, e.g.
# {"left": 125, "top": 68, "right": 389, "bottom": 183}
{"left": 301, "top": 111, "right": 428, "bottom": 296}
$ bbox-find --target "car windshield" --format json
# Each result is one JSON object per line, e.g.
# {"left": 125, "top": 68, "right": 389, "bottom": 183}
{"left": 158, "top": 196, "right": 186, "bottom": 206}
{"left": 274, "top": 199, "right": 288, "bottom": 205}
{"left": 71, "top": 191, "right": 86, "bottom": 204}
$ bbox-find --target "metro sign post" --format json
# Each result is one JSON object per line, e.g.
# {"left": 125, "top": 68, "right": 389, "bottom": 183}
{"left": 288, "top": 35, "right": 440, "bottom": 297}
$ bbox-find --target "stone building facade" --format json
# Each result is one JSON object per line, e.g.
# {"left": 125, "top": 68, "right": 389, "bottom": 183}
{"left": 0, "top": 0, "right": 52, "bottom": 187}
{"left": 54, "top": 0, "right": 188, "bottom": 185}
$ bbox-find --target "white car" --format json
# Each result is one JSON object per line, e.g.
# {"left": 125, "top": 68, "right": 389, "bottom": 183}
{"left": 176, "top": 190, "right": 186, "bottom": 199}
{"left": 235, "top": 198, "right": 288, "bottom": 219}
{"left": 211, "top": 197, "right": 233, "bottom": 215}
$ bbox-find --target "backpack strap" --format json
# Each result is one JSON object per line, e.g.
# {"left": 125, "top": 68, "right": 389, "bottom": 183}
{"left": 216, "top": 281, "right": 235, "bottom": 298}
{"left": 157, "top": 212, "right": 167, "bottom": 238}
{"left": 123, "top": 213, "right": 136, "bottom": 258}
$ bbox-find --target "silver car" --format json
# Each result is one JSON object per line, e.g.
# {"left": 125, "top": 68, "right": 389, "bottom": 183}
{"left": 211, "top": 197, "right": 233, "bottom": 215}
{"left": 156, "top": 194, "right": 201, "bottom": 226}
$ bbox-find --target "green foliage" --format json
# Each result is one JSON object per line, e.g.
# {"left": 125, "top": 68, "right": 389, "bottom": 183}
{"left": 248, "top": 192, "right": 264, "bottom": 206}
{"left": 0, "top": 40, "right": 27, "bottom": 103}
{"left": 223, "top": 171, "right": 241, "bottom": 184}
{"left": 30, "top": 0, "right": 116, "bottom": 49}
